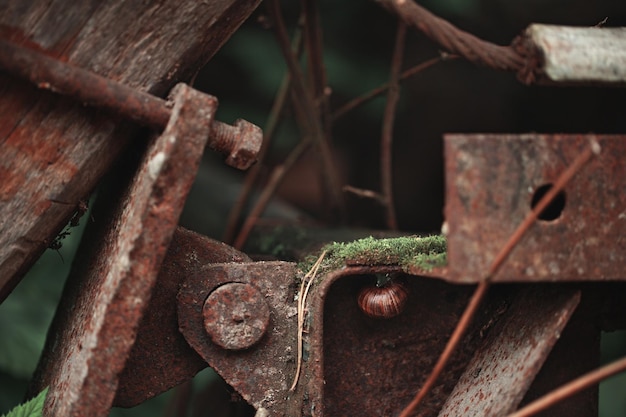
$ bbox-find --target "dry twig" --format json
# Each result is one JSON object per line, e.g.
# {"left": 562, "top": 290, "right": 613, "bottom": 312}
{"left": 223, "top": 28, "right": 301, "bottom": 244}
{"left": 267, "top": 0, "right": 346, "bottom": 219}
{"left": 233, "top": 139, "right": 311, "bottom": 250}
{"left": 508, "top": 355, "right": 626, "bottom": 417}
{"left": 380, "top": 20, "right": 406, "bottom": 230}
{"left": 333, "top": 54, "right": 455, "bottom": 121}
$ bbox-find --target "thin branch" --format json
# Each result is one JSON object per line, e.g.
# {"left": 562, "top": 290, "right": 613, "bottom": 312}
{"left": 267, "top": 0, "right": 345, "bottom": 219}
{"left": 302, "top": 0, "right": 327, "bottom": 100}
{"left": 332, "top": 54, "right": 455, "bottom": 121}
{"left": 508, "top": 355, "right": 626, "bottom": 417}
{"left": 398, "top": 280, "right": 490, "bottom": 417}
{"left": 343, "top": 185, "right": 386, "bottom": 204}
{"left": 222, "top": 29, "right": 301, "bottom": 244}
{"left": 290, "top": 250, "right": 327, "bottom": 391}
{"left": 380, "top": 20, "right": 406, "bottom": 230}
{"left": 233, "top": 138, "right": 312, "bottom": 250}
{"left": 399, "top": 139, "right": 601, "bottom": 416}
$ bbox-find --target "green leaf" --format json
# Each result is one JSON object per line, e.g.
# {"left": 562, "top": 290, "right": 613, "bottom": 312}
{"left": 1, "top": 387, "right": 48, "bottom": 417}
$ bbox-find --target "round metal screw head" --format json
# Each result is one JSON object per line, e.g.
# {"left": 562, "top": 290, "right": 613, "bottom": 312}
{"left": 203, "top": 282, "right": 270, "bottom": 350}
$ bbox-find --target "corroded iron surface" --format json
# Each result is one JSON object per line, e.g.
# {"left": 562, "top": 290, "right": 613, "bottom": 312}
{"left": 31, "top": 84, "right": 214, "bottom": 417}
{"left": 444, "top": 134, "right": 626, "bottom": 282}
{"left": 439, "top": 287, "right": 580, "bottom": 416}
{"left": 114, "top": 226, "right": 251, "bottom": 408}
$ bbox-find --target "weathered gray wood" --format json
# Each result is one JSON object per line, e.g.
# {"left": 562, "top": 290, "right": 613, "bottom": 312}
{"left": 0, "top": 0, "right": 262, "bottom": 301}
{"left": 522, "top": 24, "right": 626, "bottom": 86}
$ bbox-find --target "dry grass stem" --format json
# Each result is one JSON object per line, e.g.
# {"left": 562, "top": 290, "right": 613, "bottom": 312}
{"left": 290, "top": 250, "right": 327, "bottom": 391}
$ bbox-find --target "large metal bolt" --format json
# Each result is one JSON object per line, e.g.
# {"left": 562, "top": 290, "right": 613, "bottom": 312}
{"left": 209, "top": 119, "right": 262, "bottom": 170}
{"left": 0, "top": 39, "right": 262, "bottom": 170}
{"left": 202, "top": 282, "right": 270, "bottom": 350}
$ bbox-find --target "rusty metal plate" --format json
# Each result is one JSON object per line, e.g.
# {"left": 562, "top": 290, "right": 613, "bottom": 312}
{"left": 445, "top": 134, "right": 626, "bottom": 282}
{"left": 30, "top": 84, "right": 214, "bottom": 417}
{"left": 439, "top": 287, "right": 580, "bottom": 417}
{"left": 178, "top": 261, "right": 300, "bottom": 416}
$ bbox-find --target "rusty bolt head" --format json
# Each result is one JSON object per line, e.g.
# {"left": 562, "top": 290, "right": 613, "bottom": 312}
{"left": 203, "top": 282, "right": 270, "bottom": 350}
{"left": 224, "top": 119, "right": 262, "bottom": 170}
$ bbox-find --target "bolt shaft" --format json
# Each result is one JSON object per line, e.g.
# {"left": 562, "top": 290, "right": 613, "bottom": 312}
{"left": 0, "top": 39, "right": 171, "bottom": 129}
{"left": 0, "top": 38, "right": 241, "bottom": 150}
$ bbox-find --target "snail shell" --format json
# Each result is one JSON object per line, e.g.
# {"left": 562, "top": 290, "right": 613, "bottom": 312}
{"left": 358, "top": 279, "right": 408, "bottom": 319}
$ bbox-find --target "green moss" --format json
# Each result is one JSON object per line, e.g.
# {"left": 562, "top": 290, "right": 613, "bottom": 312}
{"left": 298, "top": 234, "right": 447, "bottom": 274}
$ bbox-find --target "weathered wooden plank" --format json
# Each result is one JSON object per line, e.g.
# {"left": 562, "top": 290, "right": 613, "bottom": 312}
{"left": 0, "top": 0, "right": 262, "bottom": 301}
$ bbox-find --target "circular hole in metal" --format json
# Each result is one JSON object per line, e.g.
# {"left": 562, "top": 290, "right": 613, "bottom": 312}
{"left": 530, "top": 183, "right": 566, "bottom": 221}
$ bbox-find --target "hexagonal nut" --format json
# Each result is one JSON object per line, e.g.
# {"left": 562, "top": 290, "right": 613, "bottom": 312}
{"left": 225, "top": 119, "right": 263, "bottom": 170}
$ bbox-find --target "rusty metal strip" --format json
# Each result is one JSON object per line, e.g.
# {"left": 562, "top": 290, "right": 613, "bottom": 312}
{"left": 438, "top": 287, "right": 580, "bottom": 417}
{"left": 30, "top": 84, "right": 214, "bottom": 417}
{"left": 444, "top": 134, "right": 626, "bottom": 282}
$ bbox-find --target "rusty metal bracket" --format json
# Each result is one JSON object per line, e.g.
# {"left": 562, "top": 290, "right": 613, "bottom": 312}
{"left": 177, "top": 261, "right": 300, "bottom": 416}
{"left": 444, "top": 134, "right": 626, "bottom": 283}
{"left": 30, "top": 83, "right": 215, "bottom": 417}
{"left": 175, "top": 258, "right": 539, "bottom": 416}
{"left": 172, "top": 255, "right": 619, "bottom": 417}
{"left": 114, "top": 226, "right": 252, "bottom": 407}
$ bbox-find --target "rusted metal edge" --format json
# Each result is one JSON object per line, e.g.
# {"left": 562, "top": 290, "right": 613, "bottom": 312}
{"left": 294, "top": 265, "right": 410, "bottom": 415}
